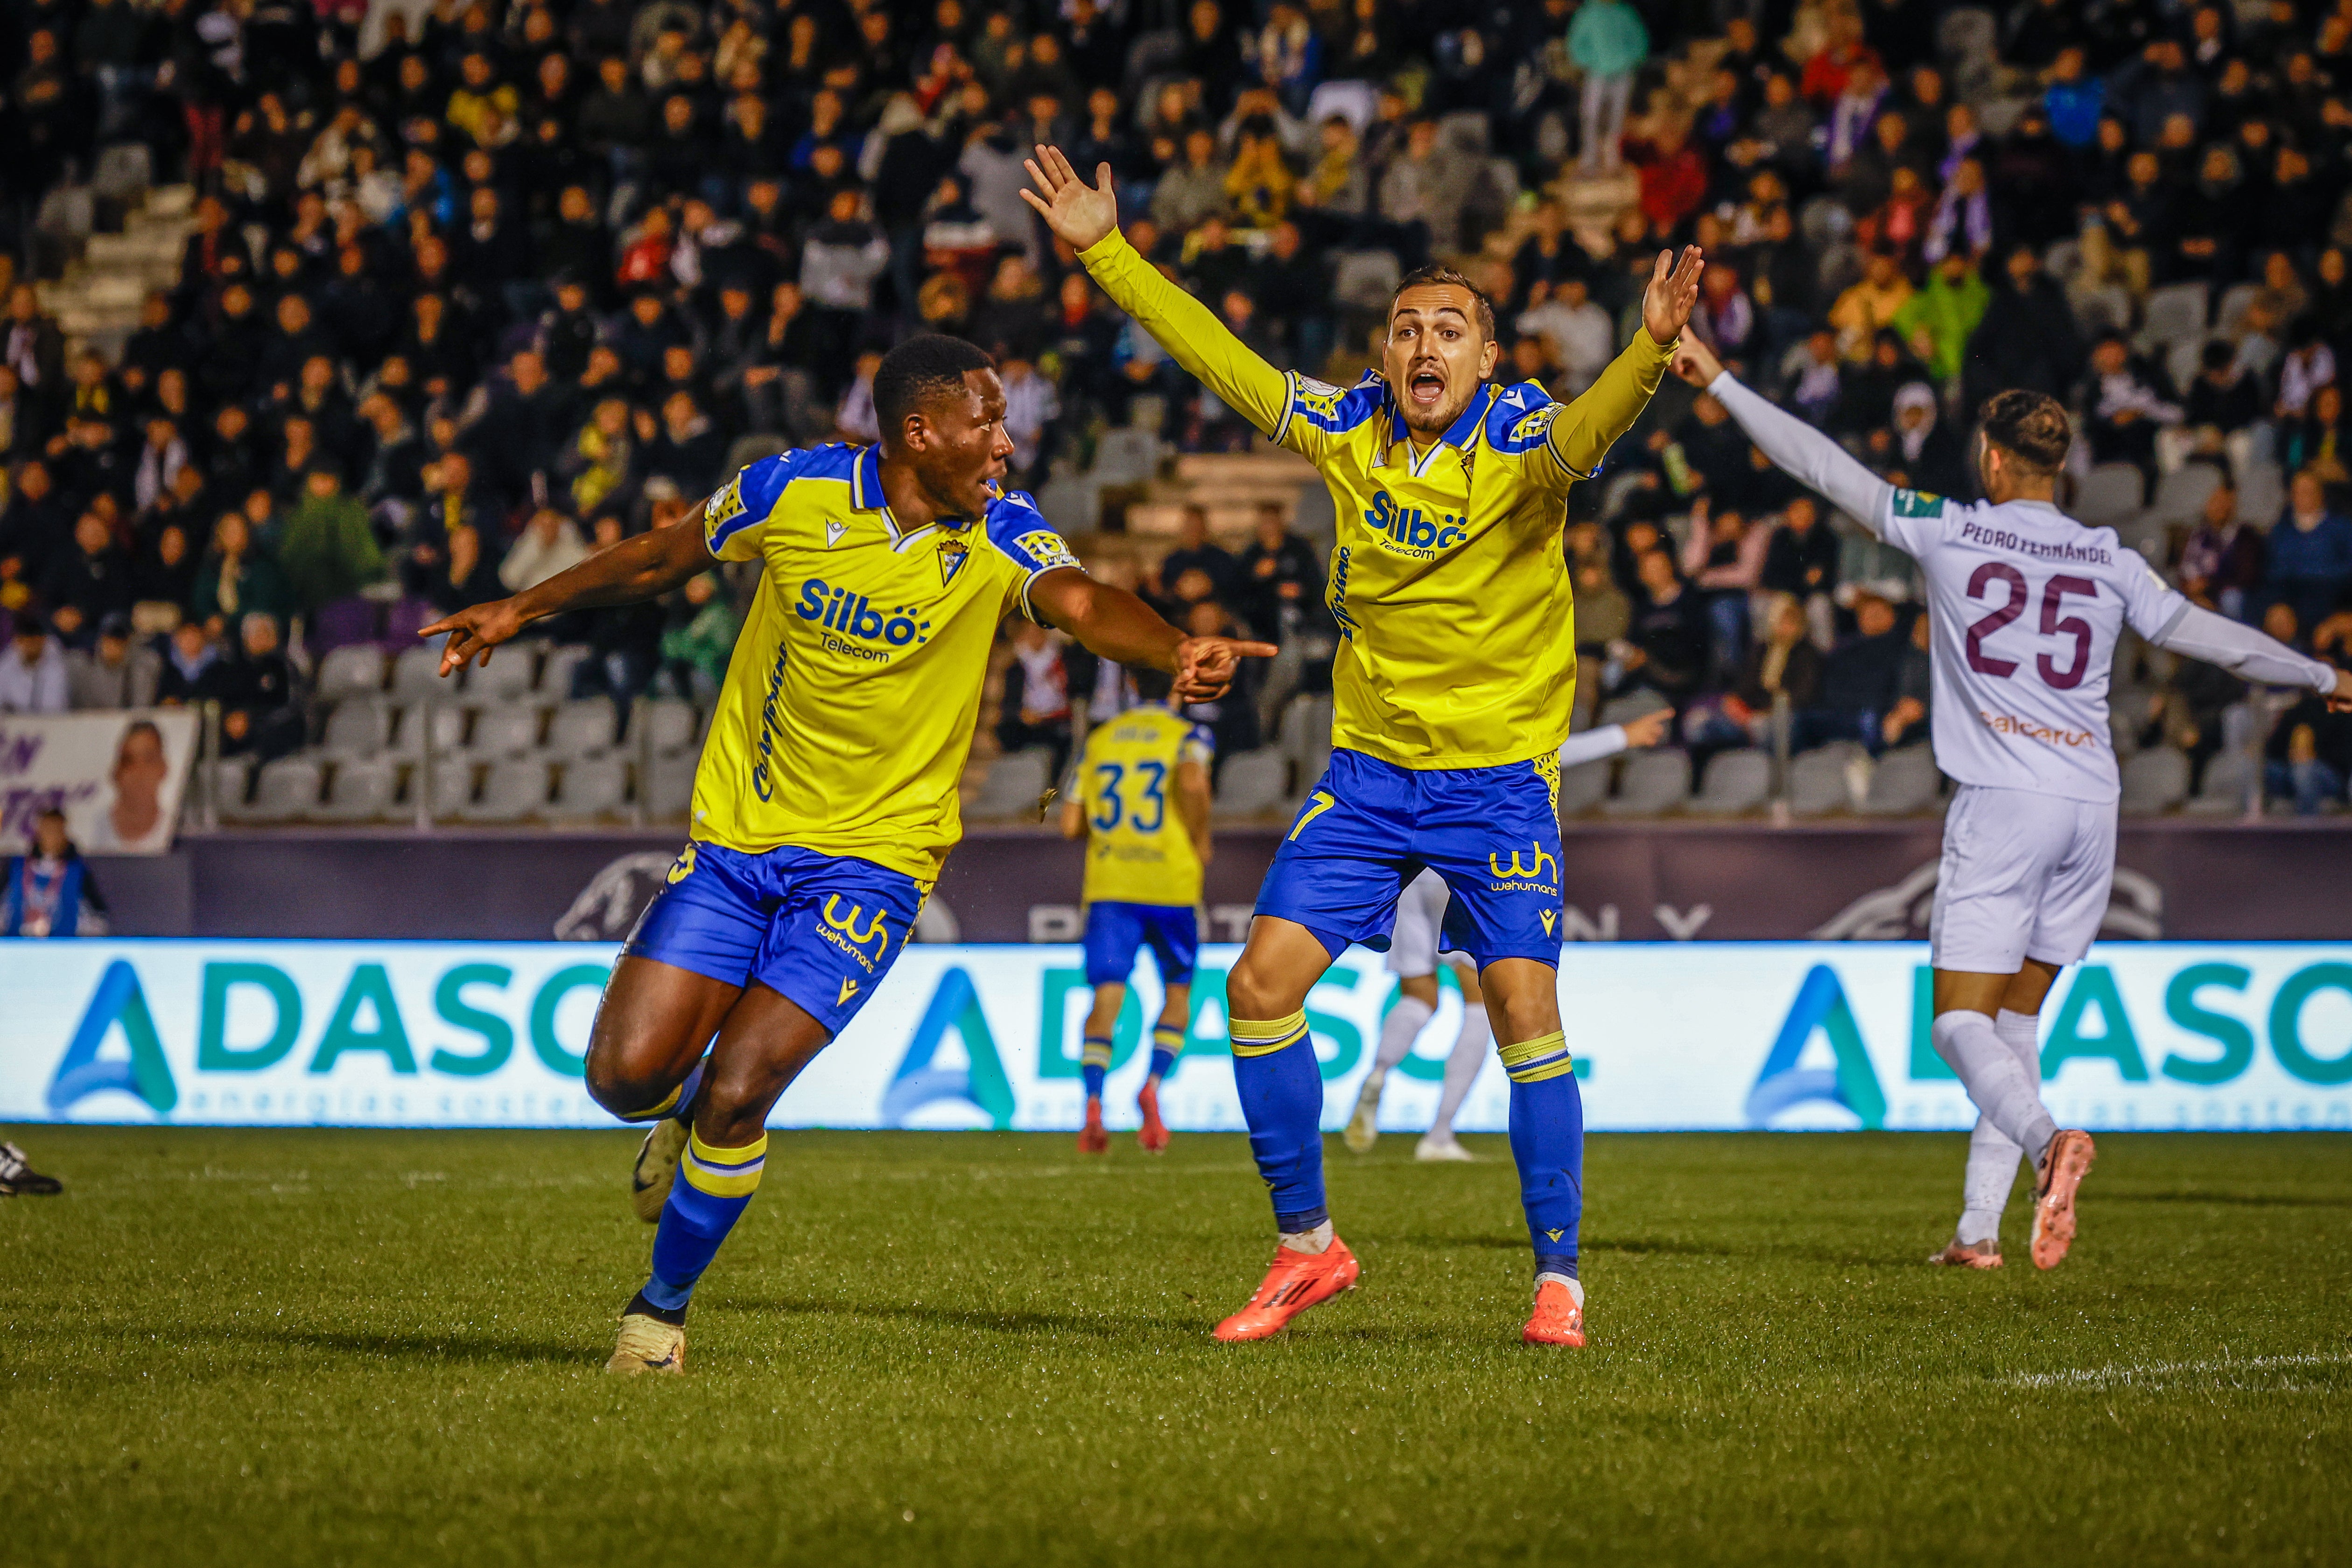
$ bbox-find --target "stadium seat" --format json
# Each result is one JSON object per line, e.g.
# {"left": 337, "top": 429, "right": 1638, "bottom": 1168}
{"left": 2120, "top": 747, "right": 2190, "bottom": 815}
{"left": 2215, "top": 280, "right": 2264, "bottom": 337}
{"left": 1212, "top": 747, "right": 1290, "bottom": 819}
{"left": 1687, "top": 749, "right": 1772, "bottom": 815}
{"left": 315, "top": 644, "right": 386, "bottom": 700}
{"left": 546, "top": 699, "right": 618, "bottom": 759}
{"left": 1277, "top": 694, "right": 1334, "bottom": 784}
{"left": 2150, "top": 463, "right": 2223, "bottom": 523}
{"left": 423, "top": 756, "right": 478, "bottom": 816}
{"left": 466, "top": 758, "right": 551, "bottom": 821}
{"left": 1556, "top": 756, "right": 1611, "bottom": 817}
{"left": 391, "top": 643, "right": 455, "bottom": 700}
{"left": 1601, "top": 748, "right": 1690, "bottom": 816}
{"left": 2068, "top": 282, "right": 2130, "bottom": 339}
{"left": 1936, "top": 6, "right": 1997, "bottom": 61}
{"left": 393, "top": 700, "right": 467, "bottom": 756}
{"left": 538, "top": 643, "right": 594, "bottom": 697}
{"left": 646, "top": 751, "right": 697, "bottom": 819}
{"left": 2137, "top": 282, "right": 2208, "bottom": 349}
{"left": 2184, "top": 748, "right": 2255, "bottom": 815}
{"left": 467, "top": 702, "right": 543, "bottom": 758}
{"left": 470, "top": 647, "right": 539, "bottom": 702}
{"left": 550, "top": 754, "right": 630, "bottom": 819}
{"left": 1598, "top": 692, "right": 1671, "bottom": 728}
{"left": 724, "top": 433, "right": 790, "bottom": 473}
{"left": 206, "top": 755, "right": 253, "bottom": 815}
{"left": 1856, "top": 747, "right": 1942, "bottom": 815}
{"left": 2075, "top": 463, "right": 2145, "bottom": 525}
{"left": 1788, "top": 743, "right": 1864, "bottom": 816}
{"left": 319, "top": 698, "right": 392, "bottom": 757}
{"left": 1090, "top": 427, "right": 1161, "bottom": 485}
{"left": 1331, "top": 249, "right": 1402, "bottom": 314}
{"left": 317, "top": 755, "right": 400, "bottom": 821}
{"left": 2238, "top": 461, "right": 2285, "bottom": 528}
{"left": 968, "top": 748, "right": 1053, "bottom": 819}
{"left": 639, "top": 697, "right": 698, "bottom": 755}
{"left": 246, "top": 756, "right": 324, "bottom": 819}
{"left": 92, "top": 141, "right": 152, "bottom": 201}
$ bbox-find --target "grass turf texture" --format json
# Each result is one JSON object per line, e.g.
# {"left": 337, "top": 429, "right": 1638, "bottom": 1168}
{"left": 5, "top": 1129, "right": 2349, "bottom": 1565}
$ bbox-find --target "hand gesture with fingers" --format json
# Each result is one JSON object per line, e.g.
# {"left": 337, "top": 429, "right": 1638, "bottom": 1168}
{"left": 1672, "top": 336, "right": 1727, "bottom": 389}
{"left": 1172, "top": 635, "right": 1279, "bottom": 702}
{"left": 1020, "top": 146, "right": 1120, "bottom": 252}
{"left": 418, "top": 599, "right": 528, "bottom": 677}
{"left": 1643, "top": 245, "right": 1706, "bottom": 347}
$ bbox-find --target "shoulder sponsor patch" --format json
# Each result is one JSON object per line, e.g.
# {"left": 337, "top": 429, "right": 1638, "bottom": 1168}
{"left": 1891, "top": 488, "right": 1944, "bottom": 518}
{"left": 1292, "top": 373, "right": 1345, "bottom": 400}
{"left": 1511, "top": 403, "right": 1562, "bottom": 442}
{"left": 1016, "top": 528, "right": 1081, "bottom": 572}
{"left": 704, "top": 473, "right": 746, "bottom": 532}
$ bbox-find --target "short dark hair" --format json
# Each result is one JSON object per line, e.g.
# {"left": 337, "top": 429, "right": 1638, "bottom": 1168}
{"left": 873, "top": 334, "right": 995, "bottom": 442}
{"left": 1131, "top": 665, "right": 1176, "bottom": 701}
{"left": 1391, "top": 264, "right": 1496, "bottom": 342}
{"left": 1978, "top": 389, "right": 2071, "bottom": 475}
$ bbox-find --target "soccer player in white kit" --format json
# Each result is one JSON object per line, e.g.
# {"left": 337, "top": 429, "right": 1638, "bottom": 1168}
{"left": 1674, "top": 335, "right": 2352, "bottom": 1269}
{"left": 1347, "top": 709, "right": 1671, "bottom": 1161}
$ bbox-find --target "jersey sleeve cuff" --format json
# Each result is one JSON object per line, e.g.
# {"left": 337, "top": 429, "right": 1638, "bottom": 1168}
{"left": 1077, "top": 230, "right": 1137, "bottom": 272}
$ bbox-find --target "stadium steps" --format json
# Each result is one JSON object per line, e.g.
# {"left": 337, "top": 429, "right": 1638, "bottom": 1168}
{"left": 38, "top": 183, "right": 198, "bottom": 351}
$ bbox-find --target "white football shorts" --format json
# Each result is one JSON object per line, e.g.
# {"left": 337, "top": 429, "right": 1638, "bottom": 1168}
{"left": 1929, "top": 784, "right": 2118, "bottom": 974}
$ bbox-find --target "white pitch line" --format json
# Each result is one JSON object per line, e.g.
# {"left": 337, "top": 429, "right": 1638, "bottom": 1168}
{"left": 2001, "top": 1352, "right": 2352, "bottom": 1389}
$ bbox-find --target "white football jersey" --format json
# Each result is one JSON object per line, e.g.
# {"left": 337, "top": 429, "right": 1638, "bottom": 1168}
{"left": 1876, "top": 490, "right": 2188, "bottom": 805}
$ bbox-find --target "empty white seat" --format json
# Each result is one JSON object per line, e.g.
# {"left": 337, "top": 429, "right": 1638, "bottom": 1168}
{"left": 463, "top": 757, "right": 548, "bottom": 821}
{"left": 1687, "top": 749, "right": 1772, "bottom": 815}
{"left": 467, "top": 702, "right": 543, "bottom": 757}
{"left": 2137, "top": 281, "right": 2208, "bottom": 348}
{"left": 1601, "top": 748, "right": 1690, "bottom": 816}
{"left": 546, "top": 699, "right": 618, "bottom": 759}
{"left": 1212, "top": 747, "right": 1290, "bottom": 819}
{"left": 318, "top": 755, "right": 400, "bottom": 820}
{"left": 1331, "top": 249, "right": 1402, "bottom": 313}
{"left": 1598, "top": 692, "right": 1672, "bottom": 728}
{"left": 2120, "top": 747, "right": 2190, "bottom": 815}
{"left": 391, "top": 643, "right": 457, "bottom": 699}
{"left": 393, "top": 700, "right": 468, "bottom": 755}
{"left": 646, "top": 751, "right": 697, "bottom": 819}
{"left": 319, "top": 698, "right": 392, "bottom": 757}
{"left": 423, "top": 756, "right": 478, "bottom": 816}
{"left": 1857, "top": 747, "right": 1942, "bottom": 815}
{"left": 247, "top": 756, "right": 324, "bottom": 819}
{"left": 1557, "top": 757, "right": 1611, "bottom": 817}
{"left": 469, "top": 646, "right": 539, "bottom": 701}
{"left": 1788, "top": 743, "right": 1864, "bottom": 817}
{"left": 550, "top": 754, "right": 630, "bottom": 818}
{"left": 2074, "top": 463, "right": 2145, "bottom": 525}
{"left": 2150, "top": 463, "right": 2222, "bottom": 523}
{"left": 206, "top": 755, "right": 254, "bottom": 814}
{"left": 639, "top": 697, "right": 698, "bottom": 755}
{"left": 1936, "top": 6, "right": 1996, "bottom": 60}
{"left": 2184, "top": 748, "right": 2254, "bottom": 815}
{"left": 538, "top": 643, "right": 594, "bottom": 697}
{"left": 1276, "top": 695, "right": 1333, "bottom": 781}
{"left": 968, "top": 749, "right": 1053, "bottom": 819}
{"left": 315, "top": 644, "right": 386, "bottom": 700}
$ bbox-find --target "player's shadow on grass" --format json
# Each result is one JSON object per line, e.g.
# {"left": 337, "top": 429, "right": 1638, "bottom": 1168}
{"left": 725, "top": 1296, "right": 1197, "bottom": 1339}
{"left": 1377, "top": 1232, "right": 1739, "bottom": 1259}
{"left": 218, "top": 1326, "right": 583, "bottom": 1365}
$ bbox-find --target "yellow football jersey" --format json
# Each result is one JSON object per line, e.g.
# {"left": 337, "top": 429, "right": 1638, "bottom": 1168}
{"left": 695, "top": 443, "right": 1081, "bottom": 881}
{"left": 1071, "top": 702, "right": 1215, "bottom": 906}
{"left": 1079, "top": 230, "right": 1672, "bottom": 769}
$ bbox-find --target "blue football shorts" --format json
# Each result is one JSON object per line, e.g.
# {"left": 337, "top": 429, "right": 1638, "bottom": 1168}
{"left": 1081, "top": 900, "right": 1200, "bottom": 987}
{"left": 623, "top": 840, "right": 927, "bottom": 1036}
{"left": 1257, "top": 747, "right": 1564, "bottom": 969}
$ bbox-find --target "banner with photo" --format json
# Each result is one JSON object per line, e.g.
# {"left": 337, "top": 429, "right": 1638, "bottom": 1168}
{"left": 5, "top": 940, "right": 2348, "bottom": 1134}
{"left": 0, "top": 710, "right": 199, "bottom": 856}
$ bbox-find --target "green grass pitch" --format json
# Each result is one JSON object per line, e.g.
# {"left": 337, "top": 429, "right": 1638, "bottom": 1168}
{"left": 5, "top": 1127, "right": 2349, "bottom": 1565}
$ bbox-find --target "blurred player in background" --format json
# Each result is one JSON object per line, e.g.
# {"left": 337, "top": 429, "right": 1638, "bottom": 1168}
{"left": 423, "top": 336, "right": 1270, "bottom": 1375}
{"left": 1348, "top": 709, "right": 1670, "bottom": 1162}
{"left": 1027, "top": 146, "right": 1702, "bottom": 1347}
{"left": 1059, "top": 665, "right": 1215, "bottom": 1154}
{"left": 1676, "top": 335, "right": 2351, "bottom": 1271}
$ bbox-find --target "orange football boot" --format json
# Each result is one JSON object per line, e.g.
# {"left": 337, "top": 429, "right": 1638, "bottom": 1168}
{"left": 1928, "top": 1238, "right": 2004, "bottom": 1269}
{"left": 1522, "top": 1278, "right": 1586, "bottom": 1347}
{"left": 1213, "top": 1237, "right": 1360, "bottom": 1341}
{"left": 1136, "top": 1081, "right": 1170, "bottom": 1153}
{"left": 2031, "top": 1129, "right": 2096, "bottom": 1270}
{"left": 1077, "top": 1098, "right": 1109, "bottom": 1154}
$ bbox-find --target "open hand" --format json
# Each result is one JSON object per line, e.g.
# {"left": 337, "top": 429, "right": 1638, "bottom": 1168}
{"left": 1019, "top": 146, "right": 1120, "bottom": 252}
{"left": 2329, "top": 668, "right": 2352, "bottom": 714}
{"left": 1643, "top": 245, "right": 1706, "bottom": 347}
{"left": 419, "top": 598, "right": 529, "bottom": 676}
{"left": 1671, "top": 336, "right": 1727, "bottom": 389}
{"left": 1172, "top": 635, "right": 1279, "bottom": 702}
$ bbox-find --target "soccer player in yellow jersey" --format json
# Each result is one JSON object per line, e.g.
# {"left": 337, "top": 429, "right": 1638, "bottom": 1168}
{"left": 1024, "top": 147, "right": 1703, "bottom": 1347}
{"left": 421, "top": 336, "right": 1271, "bottom": 1373}
{"left": 1058, "top": 665, "right": 1215, "bottom": 1155}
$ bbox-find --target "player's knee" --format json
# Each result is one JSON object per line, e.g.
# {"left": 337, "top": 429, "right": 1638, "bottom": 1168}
{"left": 1226, "top": 960, "right": 1306, "bottom": 1023}
{"left": 697, "top": 1065, "right": 780, "bottom": 1145}
{"left": 583, "top": 1046, "right": 665, "bottom": 1117}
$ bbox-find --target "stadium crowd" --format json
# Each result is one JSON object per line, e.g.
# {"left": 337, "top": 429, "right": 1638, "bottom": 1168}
{"left": 0, "top": 0, "right": 2348, "bottom": 815}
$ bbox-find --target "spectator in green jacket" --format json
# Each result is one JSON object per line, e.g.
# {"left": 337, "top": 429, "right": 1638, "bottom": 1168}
{"left": 189, "top": 510, "right": 292, "bottom": 639}
{"left": 658, "top": 572, "right": 739, "bottom": 702}
{"left": 1570, "top": 0, "right": 1648, "bottom": 174}
{"left": 1891, "top": 252, "right": 1990, "bottom": 385}
{"left": 278, "top": 465, "right": 384, "bottom": 615}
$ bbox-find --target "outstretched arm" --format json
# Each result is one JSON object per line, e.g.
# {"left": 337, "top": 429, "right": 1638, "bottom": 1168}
{"left": 420, "top": 508, "right": 715, "bottom": 674}
{"left": 1672, "top": 336, "right": 1893, "bottom": 537}
{"left": 1023, "top": 147, "right": 1294, "bottom": 441}
{"left": 1029, "top": 568, "right": 1277, "bottom": 703}
{"left": 2149, "top": 602, "right": 2352, "bottom": 706}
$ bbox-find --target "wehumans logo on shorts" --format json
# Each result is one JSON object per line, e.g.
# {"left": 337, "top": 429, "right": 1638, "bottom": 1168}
{"left": 1488, "top": 840, "right": 1559, "bottom": 893}
{"left": 796, "top": 577, "right": 932, "bottom": 663}
{"left": 819, "top": 895, "right": 890, "bottom": 971}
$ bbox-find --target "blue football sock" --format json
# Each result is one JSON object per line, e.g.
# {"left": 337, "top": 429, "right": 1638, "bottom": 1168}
{"left": 1080, "top": 1034, "right": 1112, "bottom": 1101}
{"left": 1231, "top": 1012, "right": 1326, "bottom": 1232}
{"left": 1500, "top": 1030, "right": 1583, "bottom": 1280}
{"left": 1147, "top": 1023, "right": 1183, "bottom": 1082}
{"left": 643, "top": 1128, "right": 767, "bottom": 1312}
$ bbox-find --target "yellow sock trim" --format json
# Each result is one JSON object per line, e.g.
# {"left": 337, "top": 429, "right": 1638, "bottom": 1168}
{"left": 1230, "top": 1011, "right": 1310, "bottom": 1057}
{"left": 615, "top": 1082, "right": 683, "bottom": 1124}
{"left": 681, "top": 1130, "right": 769, "bottom": 1198}
{"left": 1499, "top": 1030, "right": 1576, "bottom": 1084}
{"left": 1080, "top": 1035, "right": 1115, "bottom": 1069}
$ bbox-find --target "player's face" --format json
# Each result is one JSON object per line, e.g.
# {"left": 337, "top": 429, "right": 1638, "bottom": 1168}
{"left": 1384, "top": 286, "right": 1501, "bottom": 437}
{"left": 908, "top": 368, "right": 1015, "bottom": 518}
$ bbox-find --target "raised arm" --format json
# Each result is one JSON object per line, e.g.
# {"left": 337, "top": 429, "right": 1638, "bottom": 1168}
{"left": 1547, "top": 246, "right": 1704, "bottom": 481}
{"left": 2148, "top": 601, "right": 2352, "bottom": 705}
{"left": 420, "top": 506, "right": 715, "bottom": 674}
{"left": 1028, "top": 568, "right": 1276, "bottom": 703}
{"left": 1672, "top": 336, "right": 1893, "bottom": 537}
{"left": 1023, "top": 147, "right": 1294, "bottom": 441}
